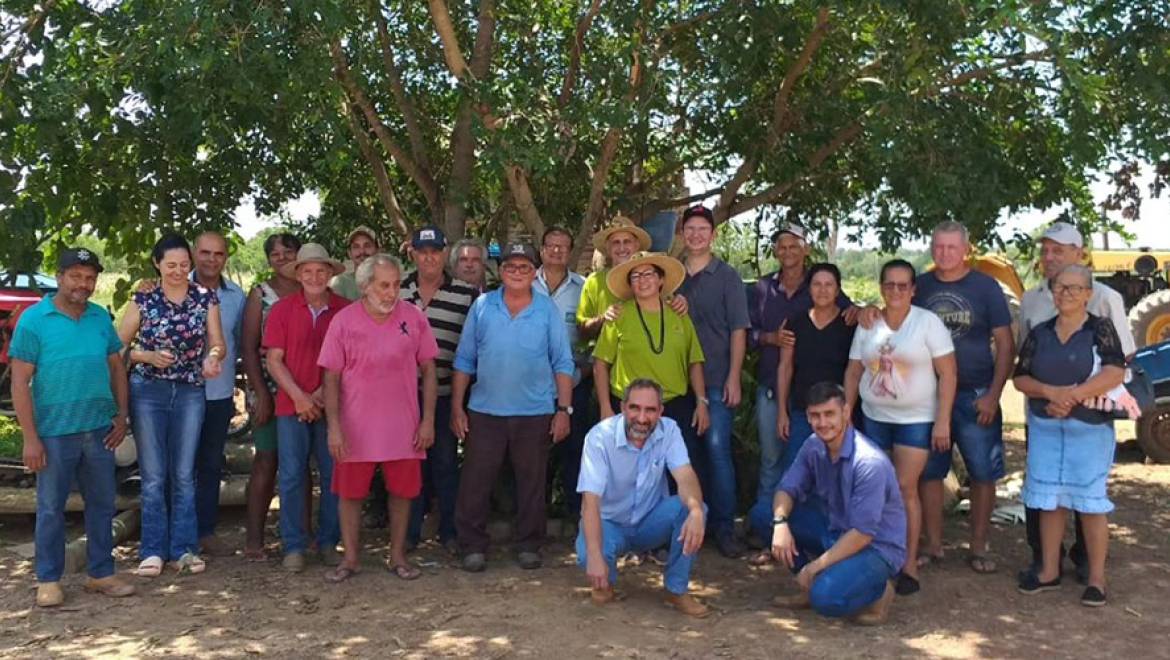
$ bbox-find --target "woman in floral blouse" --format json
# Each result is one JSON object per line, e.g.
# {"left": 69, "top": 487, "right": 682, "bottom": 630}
{"left": 118, "top": 233, "right": 226, "bottom": 577}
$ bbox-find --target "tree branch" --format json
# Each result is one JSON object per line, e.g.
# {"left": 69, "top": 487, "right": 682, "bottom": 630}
{"left": 921, "top": 48, "right": 1054, "bottom": 97}
{"left": 330, "top": 40, "right": 442, "bottom": 221}
{"left": 371, "top": 2, "right": 430, "bottom": 172}
{"left": 504, "top": 165, "right": 546, "bottom": 238}
{"left": 427, "top": 0, "right": 470, "bottom": 79}
{"left": 444, "top": 0, "right": 497, "bottom": 237}
{"left": 558, "top": 0, "right": 604, "bottom": 109}
{"left": 342, "top": 99, "right": 411, "bottom": 237}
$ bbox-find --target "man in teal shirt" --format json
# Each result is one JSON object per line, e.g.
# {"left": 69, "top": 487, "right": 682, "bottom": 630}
{"left": 9, "top": 248, "right": 136, "bottom": 607}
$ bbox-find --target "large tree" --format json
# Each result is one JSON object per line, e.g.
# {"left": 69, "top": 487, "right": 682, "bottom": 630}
{"left": 2, "top": 0, "right": 1168, "bottom": 294}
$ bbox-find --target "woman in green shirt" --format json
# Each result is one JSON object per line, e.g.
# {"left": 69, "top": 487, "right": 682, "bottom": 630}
{"left": 593, "top": 252, "right": 709, "bottom": 437}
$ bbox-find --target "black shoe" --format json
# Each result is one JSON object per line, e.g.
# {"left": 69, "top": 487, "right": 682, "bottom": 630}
{"left": 1080, "top": 586, "right": 1107, "bottom": 607}
{"left": 1017, "top": 571, "right": 1062, "bottom": 594}
{"left": 894, "top": 572, "right": 920, "bottom": 596}
{"left": 715, "top": 532, "right": 746, "bottom": 559}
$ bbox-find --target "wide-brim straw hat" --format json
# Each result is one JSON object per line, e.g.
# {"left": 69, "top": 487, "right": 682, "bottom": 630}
{"left": 279, "top": 242, "right": 346, "bottom": 279}
{"left": 607, "top": 251, "right": 686, "bottom": 300}
{"left": 592, "top": 216, "right": 652, "bottom": 252}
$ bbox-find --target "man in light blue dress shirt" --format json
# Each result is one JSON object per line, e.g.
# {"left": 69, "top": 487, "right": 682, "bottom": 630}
{"left": 575, "top": 379, "right": 710, "bottom": 617}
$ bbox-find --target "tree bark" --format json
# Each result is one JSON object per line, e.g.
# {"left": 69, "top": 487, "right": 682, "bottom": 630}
{"left": 342, "top": 100, "right": 412, "bottom": 237}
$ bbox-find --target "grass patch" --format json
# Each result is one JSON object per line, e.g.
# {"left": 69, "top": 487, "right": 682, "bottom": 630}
{"left": 0, "top": 417, "right": 22, "bottom": 459}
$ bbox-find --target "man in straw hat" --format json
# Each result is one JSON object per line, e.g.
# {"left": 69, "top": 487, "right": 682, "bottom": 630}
{"left": 263, "top": 243, "right": 351, "bottom": 572}
{"left": 451, "top": 242, "right": 575, "bottom": 573}
{"left": 593, "top": 251, "right": 709, "bottom": 454}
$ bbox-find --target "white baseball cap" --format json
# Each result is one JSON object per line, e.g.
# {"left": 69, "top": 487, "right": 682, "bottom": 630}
{"left": 1040, "top": 222, "right": 1083, "bottom": 248}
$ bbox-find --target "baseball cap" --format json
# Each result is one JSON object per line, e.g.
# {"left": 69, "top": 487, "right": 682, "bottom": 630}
{"left": 770, "top": 224, "right": 807, "bottom": 242}
{"left": 411, "top": 225, "right": 447, "bottom": 250}
{"left": 58, "top": 247, "right": 104, "bottom": 273}
{"left": 501, "top": 242, "right": 539, "bottom": 266}
{"left": 681, "top": 204, "right": 716, "bottom": 228}
{"left": 1040, "top": 222, "right": 1083, "bottom": 248}
{"left": 345, "top": 225, "right": 379, "bottom": 246}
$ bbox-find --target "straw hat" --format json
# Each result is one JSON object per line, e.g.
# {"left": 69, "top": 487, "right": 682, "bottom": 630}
{"left": 592, "top": 215, "right": 652, "bottom": 252}
{"left": 606, "top": 251, "right": 686, "bottom": 300}
{"left": 279, "top": 242, "right": 346, "bottom": 279}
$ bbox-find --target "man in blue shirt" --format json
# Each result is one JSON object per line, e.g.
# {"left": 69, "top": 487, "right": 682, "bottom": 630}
{"left": 9, "top": 248, "right": 136, "bottom": 607}
{"left": 191, "top": 231, "right": 249, "bottom": 557}
{"left": 452, "top": 242, "right": 575, "bottom": 572}
{"left": 576, "top": 379, "right": 710, "bottom": 617}
{"left": 769, "top": 382, "right": 905, "bottom": 625}
{"left": 533, "top": 226, "right": 591, "bottom": 521}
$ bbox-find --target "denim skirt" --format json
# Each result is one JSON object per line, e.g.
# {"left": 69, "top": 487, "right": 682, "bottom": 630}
{"left": 1023, "top": 413, "right": 1115, "bottom": 514}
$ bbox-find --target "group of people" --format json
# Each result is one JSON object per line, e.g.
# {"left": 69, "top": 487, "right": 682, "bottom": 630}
{"left": 13, "top": 208, "right": 1135, "bottom": 621}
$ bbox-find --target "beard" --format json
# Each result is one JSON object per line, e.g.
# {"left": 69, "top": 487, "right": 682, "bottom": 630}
{"left": 624, "top": 417, "right": 656, "bottom": 440}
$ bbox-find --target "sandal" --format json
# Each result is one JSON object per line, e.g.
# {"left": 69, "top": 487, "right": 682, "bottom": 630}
{"left": 388, "top": 563, "right": 421, "bottom": 580}
{"left": 243, "top": 547, "right": 269, "bottom": 562}
{"left": 171, "top": 553, "right": 206, "bottom": 575}
{"left": 135, "top": 556, "right": 164, "bottom": 578}
{"left": 916, "top": 551, "right": 944, "bottom": 569}
{"left": 967, "top": 554, "right": 998, "bottom": 574}
{"left": 324, "top": 565, "right": 360, "bottom": 583}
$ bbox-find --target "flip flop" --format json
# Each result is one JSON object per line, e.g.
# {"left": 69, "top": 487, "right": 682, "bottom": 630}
{"left": 135, "top": 556, "right": 164, "bottom": 578}
{"left": 388, "top": 563, "right": 421, "bottom": 581}
{"left": 324, "top": 566, "right": 360, "bottom": 583}
{"left": 243, "top": 547, "right": 269, "bottom": 562}
{"left": 967, "top": 554, "right": 998, "bottom": 574}
{"left": 916, "top": 552, "right": 944, "bottom": 569}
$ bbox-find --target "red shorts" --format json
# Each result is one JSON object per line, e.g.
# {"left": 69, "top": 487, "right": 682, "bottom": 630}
{"left": 332, "top": 459, "right": 422, "bottom": 500}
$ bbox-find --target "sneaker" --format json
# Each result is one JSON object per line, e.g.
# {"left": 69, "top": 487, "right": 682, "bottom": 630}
{"left": 715, "top": 532, "right": 746, "bottom": 559}
{"left": 319, "top": 546, "right": 342, "bottom": 567}
{"left": 461, "top": 552, "right": 486, "bottom": 573}
{"left": 1080, "top": 586, "right": 1107, "bottom": 607}
{"left": 282, "top": 552, "right": 306, "bottom": 573}
{"left": 517, "top": 551, "right": 542, "bottom": 570}
{"left": 853, "top": 580, "right": 895, "bottom": 626}
{"left": 35, "top": 582, "right": 64, "bottom": 608}
{"left": 664, "top": 592, "right": 710, "bottom": 618}
{"left": 1017, "top": 571, "right": 1061, "bottom": 595}
{"left": 83, "top": 575, "right": 136, "bottom": 598}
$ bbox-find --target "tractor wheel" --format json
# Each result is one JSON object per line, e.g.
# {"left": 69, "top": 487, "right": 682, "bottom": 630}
{"left": 1129, "top": 289, "right": 1170, "bottom": 349}
{"left": 1136, "top": 398, "right": 1170, "bottom": 464}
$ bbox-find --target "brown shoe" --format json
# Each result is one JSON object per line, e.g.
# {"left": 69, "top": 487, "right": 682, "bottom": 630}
{"left": 199, "top": 535, "right": 235, "bottom": 558}
{"left": 664, "top": 592, "right": 710, "bottom": 618}
{"left": 853, "top": 580, "right": 894, "bottom": 626}
{"left": 772, "top": 591, "right": 811, "bottom": 609}
{"left": 36, "top": 582, "right": 65, "bottom": 608}
{"left": 84, "top": 575, "right": 136, "bottom": 598}
{"left": 591, "top": 586, "right": 616, "bottom": 605}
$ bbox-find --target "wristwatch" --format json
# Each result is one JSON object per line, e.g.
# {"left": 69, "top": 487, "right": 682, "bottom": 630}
{"left": 772, "top": 515, "right": 789, "bottom": 526}
{"left": 556, "top": 405, "right": 574, "bottom": 415}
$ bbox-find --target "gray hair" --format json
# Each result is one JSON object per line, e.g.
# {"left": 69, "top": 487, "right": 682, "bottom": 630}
{"left": 931, "top": 221, "right": 970, "bottom": 245}
{"left": 1053, "top": 263, "right": 1093, "bottom": 288}
{"left": 622, "top": 379, "right": 664, "bottom": 404}
{"left": 356, "top": 253, "right": 402, "bottom": 289}
{"left": 448, "top": 238, "right": 488, "bottom": 269}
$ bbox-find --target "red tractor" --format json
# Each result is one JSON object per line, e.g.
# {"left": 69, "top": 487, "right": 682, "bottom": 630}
{"left": 0, "top": 272, "right": 57, "bottom": 416}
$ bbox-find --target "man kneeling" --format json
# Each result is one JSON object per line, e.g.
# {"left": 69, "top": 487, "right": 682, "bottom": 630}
{"left": 576, "top": 379, "right": 710, "bottom": 617}
{"left": 769, "top": 382, "right": 906, "bottom": 624}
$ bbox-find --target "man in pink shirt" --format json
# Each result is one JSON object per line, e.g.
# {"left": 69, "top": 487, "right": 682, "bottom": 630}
{"left": 319, "top": 254, "right": 439, "bottom": 582}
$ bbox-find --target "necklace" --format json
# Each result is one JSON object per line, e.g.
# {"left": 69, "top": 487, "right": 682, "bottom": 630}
{"left": 635, "top": 300, "right": 666, "bottom": 354}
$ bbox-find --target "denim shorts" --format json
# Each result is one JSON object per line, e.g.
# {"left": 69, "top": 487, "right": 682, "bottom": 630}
{"left": 923, "top": 387, "right": 1005, "bottom": 482}
{"left": 861, "top": 415, "right": 933, "bottom": 451}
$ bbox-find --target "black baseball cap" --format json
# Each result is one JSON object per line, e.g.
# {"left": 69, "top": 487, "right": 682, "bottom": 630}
{"left": 58, "top": 247, "right": 104, "bottom": 273}
{"left": 411, "top": 225, "right": 447, "bottom": 250}
{"left": 501, "top": 242, "right": 539, "bottom": 266}
{"left": 681, "top": 204, "right": 716, "bottom": 228}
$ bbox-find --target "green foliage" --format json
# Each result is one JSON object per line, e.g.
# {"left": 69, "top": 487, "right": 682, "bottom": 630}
{"left": 0, "top": 417, "right": 22, "bottom": 459}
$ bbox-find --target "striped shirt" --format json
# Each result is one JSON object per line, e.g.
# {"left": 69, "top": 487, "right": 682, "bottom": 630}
{"left": 403, "top": 271, "right": 478, "bottom": 396}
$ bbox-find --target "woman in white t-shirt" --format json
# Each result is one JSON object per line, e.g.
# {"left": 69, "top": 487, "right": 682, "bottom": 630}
{"left": 844, "top": 259, "right": 957, "bottom": 596}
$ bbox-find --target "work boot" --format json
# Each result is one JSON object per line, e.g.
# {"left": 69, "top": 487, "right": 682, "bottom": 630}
{"left": 83, "top": 575, "right": 136, "bottom": 598}
{"left": 853, "top": 580, "right": 894, "bottom": 626}
{"left": 664, "top": 592, "right": 710, "bottom": 618}
{"left": 36, "top": 582, "right": 65, "bottom": 608}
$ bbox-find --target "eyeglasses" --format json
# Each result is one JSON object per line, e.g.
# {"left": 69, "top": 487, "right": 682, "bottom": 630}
{"left": 502, "top": 263, "right": 534, "bottom": 275}
{"left": 880, "top": 282, "right": 912, "bottom": 292}
{"left": 1054, "top": 284, "right": 1088, "bottom": 296}
{"left": 628, "top": 270, "right": 660, "bottom": 282}
{"left": 542, "top": 244, "right": 570, "bottom": 253}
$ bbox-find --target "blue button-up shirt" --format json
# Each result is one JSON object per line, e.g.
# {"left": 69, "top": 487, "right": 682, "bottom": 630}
{"left": 750, "top": 271, "right": 852, "bottom": 391}
{"left": 454, "top": 288, "right": 575, "bottom": 416}
{"left": 533, "top": 267, "right": 586, "bottom": 385}
{"left": 194, "top": 275, "right": 247, "bottom": 401}
{"left": 576, "top": 414, "right": 692, "bottom": 527}
{"left": 778, "top": 426, "right": 907, "bottom": 570}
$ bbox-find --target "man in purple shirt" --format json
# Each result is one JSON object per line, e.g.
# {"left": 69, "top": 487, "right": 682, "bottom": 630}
{"left": 768, "top": 382, "right": 905, "bottom": 625}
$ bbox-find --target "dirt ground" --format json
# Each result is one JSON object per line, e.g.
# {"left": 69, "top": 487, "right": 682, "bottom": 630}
{"left": 2, "top": 429, "right": 1169, "bottom": 659}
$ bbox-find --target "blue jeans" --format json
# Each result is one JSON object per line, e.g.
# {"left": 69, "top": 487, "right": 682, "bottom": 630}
{"left": 786, "top": 500, "right": 898, "bottom": 618}
{"left": 195, "top": 397, "right": 234, "bottom": 539}
{"left": 276, "top": 416, "right": 339, "bottom": 554}
{"left": 575, "top": 496, "right": 704, "bottom": 594}
{"left": 754, "top": 386, "right": 782, "bottom": 505}
{"left": 923, "top": 388, "right": 1005, "bottom": 482}
{"left": 694, "top": 386, "right": 737, "bottom": 536}
{"left": 781, "top": 408, "right": 814, "bottom": 476}
{"left": 35, "top": 428, "right": 117, "bottom": 582}
{"left": 409, "top": 395, "right": 460, "bottom": 544}
{"left": 131, "top": 376, "right": 205, "bottom": 561}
